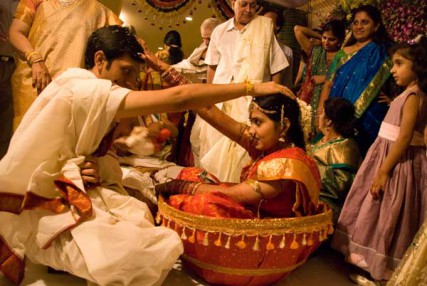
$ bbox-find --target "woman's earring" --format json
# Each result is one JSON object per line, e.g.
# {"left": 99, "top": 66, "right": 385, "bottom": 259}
{"left": 278, "top": 131, "right": 286, "bottom": 143}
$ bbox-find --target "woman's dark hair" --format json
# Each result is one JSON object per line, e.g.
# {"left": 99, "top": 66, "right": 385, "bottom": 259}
{"left": 164, "top": 30, "right": 184, "bottom": 65}
{"left": 253, "top": 94, "right": 305, "bottom": 150}
{"left": 390, "top": 36, "right": 427, "bottom": 93}
{"left": 324, "top": 98, "right": 356, "bottom": 138}
{"left": 84, "top": 25, "right": 144, "bottom": 69}
{"left": 322, "top": 20, "right": 346, "bottom": 44}
{"left": 345, "top": 5, "right": 392, "bottom": 47}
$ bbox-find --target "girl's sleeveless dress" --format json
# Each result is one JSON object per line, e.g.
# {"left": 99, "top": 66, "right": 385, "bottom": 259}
{"left": 331, "top": 86, "right": 427, "bottom": 280}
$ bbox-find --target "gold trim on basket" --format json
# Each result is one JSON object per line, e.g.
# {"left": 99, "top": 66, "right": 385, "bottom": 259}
{"left": 158, "top": 197, "right": 333, "bottom": 235}
{"left": 182, "top": 254, "right": 307, "bottom": 276}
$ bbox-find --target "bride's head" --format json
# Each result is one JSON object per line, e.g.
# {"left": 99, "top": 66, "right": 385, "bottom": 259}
{"left": 249, "top": 94, "right": 305, "bottom": 152}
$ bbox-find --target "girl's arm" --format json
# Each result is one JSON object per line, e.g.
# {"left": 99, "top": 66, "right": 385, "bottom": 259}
{"left": 314, "top": 79, "right": 333, "bottom": 130}
{"left": 294, "top": 25, "right": 320, "bottom": 55}
{"left": 370, "top": 93, "right": 420, "bottom": 199}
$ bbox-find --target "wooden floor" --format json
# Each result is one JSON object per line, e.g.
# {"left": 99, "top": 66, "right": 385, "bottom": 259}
{"left": 1, "top": 246, "right": 356, "bottom": 286}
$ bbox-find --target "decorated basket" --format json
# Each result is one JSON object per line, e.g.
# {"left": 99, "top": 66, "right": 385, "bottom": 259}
{"left": 157, "top": 197, "right": 333, "bottom": 286}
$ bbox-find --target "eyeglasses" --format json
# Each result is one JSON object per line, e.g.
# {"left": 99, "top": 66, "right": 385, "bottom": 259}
{"left": 236, "top": 1, "right": 259, "bottom": 10}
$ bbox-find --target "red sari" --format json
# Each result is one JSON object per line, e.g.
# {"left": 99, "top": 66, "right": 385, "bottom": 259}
{"left": 169, "top": 147, "right": 321, "bottom": 218}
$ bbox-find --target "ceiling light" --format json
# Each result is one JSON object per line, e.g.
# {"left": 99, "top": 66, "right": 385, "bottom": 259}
{"left": 185, "top": 16, "right": 193, "bottom": 21}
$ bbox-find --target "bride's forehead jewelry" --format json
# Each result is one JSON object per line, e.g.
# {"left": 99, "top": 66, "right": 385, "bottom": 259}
{"left": 250, "top": 101, "right": 278, "bottom": 115}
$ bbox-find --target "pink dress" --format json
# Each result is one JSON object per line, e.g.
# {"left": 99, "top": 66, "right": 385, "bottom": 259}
{"left": 331, "top": 86, "right": 427, "bottom": 280}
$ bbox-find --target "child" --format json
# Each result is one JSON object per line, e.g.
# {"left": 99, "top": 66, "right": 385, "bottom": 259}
{"left": 331, "top": 36, "right": 427, "bottom": 284}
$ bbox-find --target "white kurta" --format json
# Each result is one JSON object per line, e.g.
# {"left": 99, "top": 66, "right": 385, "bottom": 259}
{"left": 0, "top": 68, "right": 183, "bottom": 286}
{"left": 191, "top": 15, "right": 288, "bottom": 182}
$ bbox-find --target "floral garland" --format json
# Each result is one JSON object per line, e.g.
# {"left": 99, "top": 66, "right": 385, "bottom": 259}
{"left": 378, "top": 0, "right": 426, "bottom": 43}
{"left": 210, "top": 0, "right": 234, "bottom": 20}
{"left": 144, "top": 0, "right": 195, "bottom": 13}
{"left": 296, "top": 98, "right": 312, "bottom": 150}
{"left": 324, "top": 0, "right": 426, "bottom": 44}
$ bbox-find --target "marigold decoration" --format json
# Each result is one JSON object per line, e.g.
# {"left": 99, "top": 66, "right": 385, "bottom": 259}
{"left": 131, "top": 0, "right": 207, "bottom": 29}
{"left": 211, "top": 0, "right": 234, "bottom": 19}
{"left": 378, "top": 0, "right": 426, "bottom": 43}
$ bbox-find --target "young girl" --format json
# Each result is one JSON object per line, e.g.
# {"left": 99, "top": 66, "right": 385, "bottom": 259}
{"left": 331, "top": 36, "right": 427, "bottom": 284}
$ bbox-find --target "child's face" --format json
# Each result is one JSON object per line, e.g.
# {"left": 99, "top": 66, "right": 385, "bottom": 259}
{"left": 391, "top": 53, "right": 417, "bottom": 87}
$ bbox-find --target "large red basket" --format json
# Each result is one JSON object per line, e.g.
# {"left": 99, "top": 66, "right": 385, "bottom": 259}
{"left": 157, "top": 198, "right": 333, "bottom": 286}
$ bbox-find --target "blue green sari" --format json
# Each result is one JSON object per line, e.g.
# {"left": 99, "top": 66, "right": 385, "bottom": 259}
{"left": 328, "top": 42, "right": 392, "bottom": 154}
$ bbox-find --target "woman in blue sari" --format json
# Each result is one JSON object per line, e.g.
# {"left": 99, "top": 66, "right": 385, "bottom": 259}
{"left": 317, "top": 5, "right": 394, "bottom": 155}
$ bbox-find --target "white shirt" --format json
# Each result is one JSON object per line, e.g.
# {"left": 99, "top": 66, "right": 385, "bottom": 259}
{"left": 205, "top": 18, "right": 288, "bottom": 84}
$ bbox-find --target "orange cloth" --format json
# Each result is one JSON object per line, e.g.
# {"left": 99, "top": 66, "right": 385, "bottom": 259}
{"left": 168, "top": 147, "right": 321, "bottom": 218}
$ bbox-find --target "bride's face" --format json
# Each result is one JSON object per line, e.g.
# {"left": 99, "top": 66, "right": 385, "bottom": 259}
{"left": 249, "top": 108, "right": 282, "bottom": 151}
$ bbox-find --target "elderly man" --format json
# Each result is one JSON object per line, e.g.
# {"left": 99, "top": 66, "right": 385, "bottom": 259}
{"left": 172, "top": 17, "right": 221, "bottom": 78}
{"left": 192, "top": 0, "right": 289, "bottom": 182}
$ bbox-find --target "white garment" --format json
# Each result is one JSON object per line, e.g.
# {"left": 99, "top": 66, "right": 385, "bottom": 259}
{"left": 0, "top": 68, "right": 183, "bottom": 286}
{"left": 172, "top": 42, "right": 208, "bottom": 73}
{"left": 191, "top": 16, "right": 288, "bottom": 182}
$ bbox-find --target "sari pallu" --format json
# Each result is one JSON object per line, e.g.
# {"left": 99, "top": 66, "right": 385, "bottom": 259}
{"left": 329, "top": 42, "right": 392, "bottom": 153}
{"left": 310, "top": 137, "right": 360, "bottom": 223}
{"left": 298, "top": 46, "right": 328, "bottom": 135}
{"left": 169, "top": 147, "right": 321, "bottom": 219}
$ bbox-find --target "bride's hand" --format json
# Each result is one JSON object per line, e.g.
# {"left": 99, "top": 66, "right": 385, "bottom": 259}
{"left": 136, "top": 37, "right": 169, "bottom": 72}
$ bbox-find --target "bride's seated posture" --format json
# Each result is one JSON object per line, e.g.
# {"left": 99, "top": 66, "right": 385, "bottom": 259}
{"left": 156, "top": 93, "right": 321, "bottom": 219}
{"left": 155, "top": 93, "right": 332, "bottom": 286}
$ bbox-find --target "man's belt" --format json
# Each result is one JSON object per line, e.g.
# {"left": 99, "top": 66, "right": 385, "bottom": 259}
{"left": 0, "top": 55, "right": 14, "bottom": 63}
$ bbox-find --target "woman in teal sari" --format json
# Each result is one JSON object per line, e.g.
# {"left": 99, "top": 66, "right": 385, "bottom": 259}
{"left": 294, "top": 20, "right": 345, "bottom": 138}
{"left": 317, "top": 5, "right": 394, "bottom": 155}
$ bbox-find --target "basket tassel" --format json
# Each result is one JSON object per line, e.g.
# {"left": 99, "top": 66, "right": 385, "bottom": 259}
{"left": 188, "top": 229, "right": 196, "bottom": 243}
{"left": 302, "top": 233, "right": 307, "bottom": 246}
{"left": 266, "top": 235, "right": 275, "bottom": 250}
{"left": 319, "top": 228, "right": 325, "bottom": 241}
{"left": 253, "top": 236, "right": 260, "bottom": 251}
{"left": 203, "top": 232, "right": 209, "bottom": 246}
{"left": 290, "top": 233, "right": 299, "bottom": 249}
{"left": 235, "top": 234, "right": 247, "bottom": 249}
{"left": 155, "top": 213, "right": 162, "bottom": 225}
{"left": 328, "top": 224, "right": 334, "bottom": 235}
{"left": 225, "top": 235, "right": 231, "bottom": 249}
{"left": 307, "top": 232, "right": 314, "bottom": 246}
{"left": 214, "top": 233, "right": 222, "bottom": 247}
{"left": 181, "top": 227, "right": 187, "bottom": 240}
{"left": 279, "top": 234, "right": 286, "bottom": 249}
{"left": 166, "top": 219, "right": 171, "bottom": 228}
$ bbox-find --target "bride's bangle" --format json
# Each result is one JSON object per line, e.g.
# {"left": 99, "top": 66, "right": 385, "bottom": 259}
{"left": 190, "top": 182, "right": 203, "bottom": 195}
{"left": 245, "top": 179, "right": 264, "bottom": 199}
